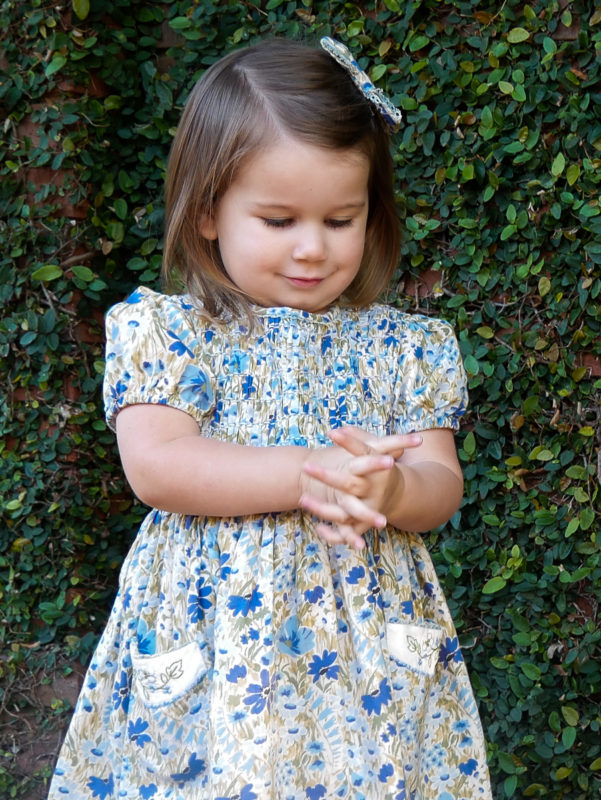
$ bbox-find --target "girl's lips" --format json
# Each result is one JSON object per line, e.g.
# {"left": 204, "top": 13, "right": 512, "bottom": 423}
{"left": 287, "top": 277, "right": 323, "bottom": 288}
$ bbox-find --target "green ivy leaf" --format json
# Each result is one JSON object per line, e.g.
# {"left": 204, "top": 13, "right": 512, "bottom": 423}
{"left": 31, "top": 264, "right": 63, "bottom": 282}
{"left": 482, "top": 576, "right": 507, "bottom": 594}
{"left": 520, "top": 662, "right": 541, "bottom": 680}
{"left": 561, "top": 706, "right": 579, "bottom": 726}
{"left": 579, "top": 507, "right": 595, "bottom": 530}
{"left": 72, "top": 266, "right": 95, "bottom": 282}
{"left": 566, "top": 164, "right": 580, "bottom": 185}
{"left": 72, "top": 0, "right": 89, "bottom": 20}
{"left": 551, "top": 152, "right": 566, "bottom": 177}
{"left": 45, "top": 54, "right": 67, "bottom": 78}
{"left": 169, "top": 16, "right": 191, "bottom": 29}
{"left": 507, "top": 27, "right": 530, "bottom": 43}
{"left": 463, "top": 431, "right": 476, "bottom": 455}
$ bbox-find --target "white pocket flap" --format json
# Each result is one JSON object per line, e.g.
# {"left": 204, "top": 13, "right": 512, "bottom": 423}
{"left": 387, "top": 622, "right": 442, "bottom": 676}
{"left": 131, "top": 639, "right": 208, "bottom": 708}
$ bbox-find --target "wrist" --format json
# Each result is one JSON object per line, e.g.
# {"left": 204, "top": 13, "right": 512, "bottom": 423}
{"left": 382, "top": 462, "right": 405, "bottom": 520}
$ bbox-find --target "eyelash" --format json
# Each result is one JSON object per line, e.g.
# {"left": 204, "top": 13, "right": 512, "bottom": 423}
{"left": 261, "top": 218, "right": 353, "bottom": 230}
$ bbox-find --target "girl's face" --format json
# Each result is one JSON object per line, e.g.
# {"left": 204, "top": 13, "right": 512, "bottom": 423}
{"left": 201, "top": 135, "right": 370, "bottom": 312}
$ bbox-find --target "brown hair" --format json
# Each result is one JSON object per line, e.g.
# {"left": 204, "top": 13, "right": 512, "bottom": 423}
{"left": 163, "top": 38, "right": 400, "bottom": 319}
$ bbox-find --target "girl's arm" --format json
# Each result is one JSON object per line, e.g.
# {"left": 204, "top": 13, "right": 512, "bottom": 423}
{"left": 300, "top": 427, "right": 463, "bottom": 542}
{"left": 114, "top": 403, "right": 411, "bottom": 519}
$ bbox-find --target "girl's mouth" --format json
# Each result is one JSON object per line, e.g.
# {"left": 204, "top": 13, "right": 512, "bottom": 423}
{"left": 287, "top": 277, "right": 323, "bottom": 288}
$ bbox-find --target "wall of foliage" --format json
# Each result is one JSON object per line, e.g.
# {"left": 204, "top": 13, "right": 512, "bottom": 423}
{"left": 1, "top": 0, "right": 600, "bottom": 797}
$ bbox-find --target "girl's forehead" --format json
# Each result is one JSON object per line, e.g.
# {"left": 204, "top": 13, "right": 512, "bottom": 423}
{"left": 236, "top": 135, "right": 371, "bottom": 180}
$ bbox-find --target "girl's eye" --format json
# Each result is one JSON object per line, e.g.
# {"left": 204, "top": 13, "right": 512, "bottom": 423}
{"left": 262, "top": 218, "right": 292, "bottom": 228}
{"left": 326, "top": 218, "right": 353, "bottom": 229}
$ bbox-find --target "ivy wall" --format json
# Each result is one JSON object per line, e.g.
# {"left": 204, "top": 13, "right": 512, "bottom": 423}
{"left": 1, "top": 0, "right": 600, "bottom": 797}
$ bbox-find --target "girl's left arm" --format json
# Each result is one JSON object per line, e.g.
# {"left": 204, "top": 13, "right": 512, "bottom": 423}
{"left": 301, "top": 426, "right": 463, "bottom": 535}
{"left": 380, "top": 428, "right": 463, "bottom": 531}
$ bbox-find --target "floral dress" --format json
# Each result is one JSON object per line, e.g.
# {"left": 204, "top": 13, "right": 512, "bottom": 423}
{"left": 49, "top": 287, "right": 492, "bottom": 800}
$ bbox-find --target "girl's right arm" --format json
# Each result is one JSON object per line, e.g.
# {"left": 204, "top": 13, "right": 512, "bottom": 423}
{"left": 115, "top": 403, "right": 403, "bottom": 520}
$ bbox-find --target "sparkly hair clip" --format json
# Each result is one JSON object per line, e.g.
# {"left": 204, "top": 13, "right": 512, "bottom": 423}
{"left": 320, "top": 36, "right": 402, "bottom": 133}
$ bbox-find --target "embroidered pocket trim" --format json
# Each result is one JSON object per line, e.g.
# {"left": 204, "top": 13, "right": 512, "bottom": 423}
{"left": 387, "top": 622, "right": 442, "bottom": 676}
{"left": 131, "top": 639, "right": 208, "bottom": 708}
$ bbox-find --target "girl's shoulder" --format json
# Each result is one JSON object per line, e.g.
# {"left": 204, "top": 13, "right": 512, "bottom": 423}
{"left": 107, "top": 285, "right": 200, "bottom": 322}
{"left": 106, "top": 286, "right": 226, "bottom": 339}
{"left": 356, "top": 303, "right": 457, "bottom": 341}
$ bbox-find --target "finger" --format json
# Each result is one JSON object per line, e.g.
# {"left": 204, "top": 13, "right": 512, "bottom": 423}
{"left": 368, "top": 433, "right": 423, "bottom": 456}
{"left": 300, "top": 493, "right": 353, "bottom": 524}
{"left": 300, "top": 492, "right": 387, "bottom": 529}
{"left": 302, "top": 455, "right": 394, "bottom": 493}
{"left": 314, "top": 522, "right": 366, "bottom": 550}
{"left": 329, "top": 427, "right": 423, "bottom": 459}
{"left": 328, "top": 426, "right": 374, "bottom": 456}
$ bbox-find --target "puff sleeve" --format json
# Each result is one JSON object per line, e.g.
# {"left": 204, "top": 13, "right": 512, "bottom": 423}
{"left": 103, "top": 287, "right": 215, "bottom": 431}
{"left": 390, "top": 316, "right": 468, "bottom": 434}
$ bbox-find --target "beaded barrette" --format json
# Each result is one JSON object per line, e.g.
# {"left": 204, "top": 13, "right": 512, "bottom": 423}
{"left": 320, "top": 36, "right": 402, "bottom": 133}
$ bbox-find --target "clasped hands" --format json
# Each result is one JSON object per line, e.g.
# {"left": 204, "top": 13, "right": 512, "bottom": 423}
{"left": 299, "top": 427, "right": 422, "bottom": 550}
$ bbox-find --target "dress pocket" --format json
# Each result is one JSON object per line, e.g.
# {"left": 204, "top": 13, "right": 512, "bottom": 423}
{"left": 131, "top": 638, "right": 209, "bottom": 709}
{"left": 386, "top": 622, "right": 442, "bottom": 676}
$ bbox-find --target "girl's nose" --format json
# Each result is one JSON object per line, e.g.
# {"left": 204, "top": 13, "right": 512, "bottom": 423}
{"left": 292, "top": 225, "right": 327, "bottom": 262}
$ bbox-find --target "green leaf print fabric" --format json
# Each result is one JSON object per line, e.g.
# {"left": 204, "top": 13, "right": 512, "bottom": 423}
{"left": 48, "top": 287, "right": 492, "bottom": 800}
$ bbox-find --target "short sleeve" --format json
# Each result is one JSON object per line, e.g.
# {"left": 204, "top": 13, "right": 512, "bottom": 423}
{"left": 103, "top": 287, "right": 215, "bottom": 431}
{"left": 391, "top": 317, "right": 468, "bottom": 434}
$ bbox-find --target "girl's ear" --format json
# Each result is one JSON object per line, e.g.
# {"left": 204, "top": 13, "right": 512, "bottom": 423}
{"left": 199, "top": 214, "right": 218, "bottom": 240}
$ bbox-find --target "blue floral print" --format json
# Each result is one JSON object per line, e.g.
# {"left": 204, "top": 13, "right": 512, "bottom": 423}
{"left": 48, "top": 288, "right": 492, "bottom": 799}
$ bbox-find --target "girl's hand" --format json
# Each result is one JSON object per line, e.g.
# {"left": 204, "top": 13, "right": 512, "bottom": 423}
{"left": 299, "top": 427, "right": 422, "bottom": 549}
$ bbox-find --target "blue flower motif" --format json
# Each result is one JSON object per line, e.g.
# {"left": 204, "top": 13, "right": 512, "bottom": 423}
{"left": 128, "top": 717, "right": 151, "bottom": 748}
{"left": 167, "top": 330, "right": 194, "bottom": 357}
{"left": 439, "top": 637, "right": 464, "bottom": 666}
{"left": 216, "top": 785, "right": 257, "bottom": 800}
{"left": 226, "top": 664, "right": 247, "bottom": 683}
{"left": 226, "top": 349, "right": 250, "bottom": 373}
{"left": 304, "top": 585, "right": 325, "bottom": 603}
{"left": 220, "top": 552, "right": 232, "bottom": 579}
{"left": 423, "top": 581, "right": 435, "bottom": 597}
{"left": 459, "top": 758, "right": 478, "bottom": 775}
{"left": 346, "top": 566, "right": 365, "bottom": 585}
{"left": 179, "top": 365, "right": 213, "bottom": 409}
{"left": 381, "top": 722, "right": 397, "bottom": 743}
{"left": 361, "top": 678, "right": 391, "bottom": 716}
{"left": 400, "top": 600, "right": 414, "bottom": 616}
{"left": 170, "top": 753, "right": 206, "bottom": 784}
{"left": 394, "top": 778, "right": 406, "bottom": 800}
{"left": 366, "top": 572, "right": 383, "bottom": 608}
{"left": 277, "top": 615, "right": 315, "bottom": 657}
{"left": 112, "top": 671, "right": 130, "bottom": 712}
{"left": 378, "top": 763, "right": 394, "bottom": 782}
{"left": 109, "top": 378, "right": 129, "bottom": 405}
{"left": 306, "top": 785, "right": 327, "bottom": 799}
{"left": 188, "top": 578, "right": 213, "bottom": 622}
{"left": 136, "top": 619, "right": 156, "bottom": 656}
{"left": 140, "top": 785, "right": 157, "bottom": 799}
{"left": 227, "top": 586, "right": 263, "bottom": 617}
{"left": 244, "top": 669, "right": 272, "bottom": 714}
{"left": 308, "top": 650, "right": 339, "bottom": 683}
{"left": 126, "top": 289, "right": 144, "bottom": 304}
{"left": 242, "top": 375, "right": 255, "bottom": 398}
{"left": 87, "top": 774, "right": 114, "bottom": 799}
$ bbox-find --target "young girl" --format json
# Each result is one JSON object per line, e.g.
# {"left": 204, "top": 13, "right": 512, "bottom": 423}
{"left": 49, "top": 37, "right": 492, "bottom": 800}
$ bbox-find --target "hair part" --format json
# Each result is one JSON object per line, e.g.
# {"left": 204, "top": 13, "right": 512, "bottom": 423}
{"left": 163, "top": 38, "right": 400, "bottom": 319}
